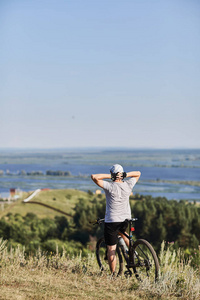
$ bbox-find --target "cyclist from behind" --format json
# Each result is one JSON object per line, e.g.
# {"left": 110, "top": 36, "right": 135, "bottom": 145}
{"left": 91, "top": 164, "right": 141, "bottom": 275}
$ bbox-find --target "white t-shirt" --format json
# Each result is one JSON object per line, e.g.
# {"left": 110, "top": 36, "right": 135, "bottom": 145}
{"left": 103, "top": 178, "right": 136, "bottom": 222}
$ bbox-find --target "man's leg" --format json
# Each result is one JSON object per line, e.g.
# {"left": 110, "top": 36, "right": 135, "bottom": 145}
{"left": 107, "top": 244, "right": 117, "bottom": 274}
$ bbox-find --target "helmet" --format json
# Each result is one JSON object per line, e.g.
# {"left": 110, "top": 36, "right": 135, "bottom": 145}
{"left": 110, "top": 164, "right": 124, "bottom": 181}
{"left": 110, "top": 164, "right": 124, "bottom": 174}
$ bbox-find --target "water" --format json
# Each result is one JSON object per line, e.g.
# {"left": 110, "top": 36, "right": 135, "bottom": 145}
{"left": 0, "top": 148, "right": 199, "bottom": 201}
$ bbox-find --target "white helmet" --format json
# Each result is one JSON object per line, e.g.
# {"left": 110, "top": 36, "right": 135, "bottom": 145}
{"left": 110, "top": 164, "right": 124, "bottom": 181}
{"left": 110, "top": 164, "right": 124, "bottom": 174}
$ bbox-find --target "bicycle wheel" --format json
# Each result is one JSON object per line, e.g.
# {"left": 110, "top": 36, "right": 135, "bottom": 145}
{"left": 96, "top": 237, "right": 123, "bottom": 276}
{"left": 132, "top": 239, "right": 159, "bottom": 282}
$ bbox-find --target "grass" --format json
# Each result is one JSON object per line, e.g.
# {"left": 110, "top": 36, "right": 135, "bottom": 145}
{"left": 0, "top": 189, "right": 200, "bottom": 299}
{"left": 0, "top": 189, "right": 91, "bottom": 220}
{"left": 0, "top": 239, "right": 200, "bottom": 300}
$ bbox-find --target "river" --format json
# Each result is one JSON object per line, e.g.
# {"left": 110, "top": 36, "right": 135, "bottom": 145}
{"left": 0, "top": 148, "right": 199, "bottom": 201}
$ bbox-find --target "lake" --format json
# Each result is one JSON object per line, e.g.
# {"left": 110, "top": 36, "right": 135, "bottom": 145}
{"left": 0, "top": 148, "right": 199, "bottom": 201}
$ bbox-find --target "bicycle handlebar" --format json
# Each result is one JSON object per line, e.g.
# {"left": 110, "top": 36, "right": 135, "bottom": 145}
{"left": 89, "top": 217, "right": 138, "bottom": 225}
{"left": 89, "top": 218, "right": 105, "bottom": 225}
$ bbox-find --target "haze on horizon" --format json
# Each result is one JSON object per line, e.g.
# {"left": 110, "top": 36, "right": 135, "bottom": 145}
{"left": 0, "top": 0, "right": 199, "bottom": 149}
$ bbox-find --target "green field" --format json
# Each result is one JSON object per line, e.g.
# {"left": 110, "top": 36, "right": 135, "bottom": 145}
{"left": 0, "top": 189, "right": 92, "bottom": 219}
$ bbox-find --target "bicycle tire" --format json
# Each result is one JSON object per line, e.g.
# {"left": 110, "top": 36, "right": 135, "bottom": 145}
{"left": 96, "top": 237, "right": 123, "bottom": 276}
{"left": 132, "top": 239, "right": 159, "bottom": 282}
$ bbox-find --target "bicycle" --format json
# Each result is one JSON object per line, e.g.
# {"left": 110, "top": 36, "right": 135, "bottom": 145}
{"left": 91, "top": 217, "right": 159, "bottom": 282}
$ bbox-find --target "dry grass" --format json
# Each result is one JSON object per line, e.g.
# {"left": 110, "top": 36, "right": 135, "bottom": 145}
{"left": 0, "top": 239, "right": 200, "bottom": 300}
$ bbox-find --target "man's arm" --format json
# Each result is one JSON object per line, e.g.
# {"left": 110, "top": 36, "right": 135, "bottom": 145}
{"left": 91, "top": 173, "right": 111, "bottom": 188}
{"left": 126, "top": 171, "right": 141, "bottom": 182}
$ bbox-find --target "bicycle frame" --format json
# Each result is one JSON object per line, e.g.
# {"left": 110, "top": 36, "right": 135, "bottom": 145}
{"left": 118, "top": 219, "right": 138, "bottom": 268}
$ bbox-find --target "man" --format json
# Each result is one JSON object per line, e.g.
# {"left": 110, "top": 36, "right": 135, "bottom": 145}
{"left": 91, "top": 164, "right": 141, "bottom": 275}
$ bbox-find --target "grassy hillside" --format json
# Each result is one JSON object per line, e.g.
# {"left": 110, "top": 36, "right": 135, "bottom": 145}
{"left": 1, "top": 190, "right": 200, "bottom": 299}
{"left": 0, "top": 239, "right": 200, "bottom": 300}
{"left": 0, "top": 189, "right": 92, "bottom": 219}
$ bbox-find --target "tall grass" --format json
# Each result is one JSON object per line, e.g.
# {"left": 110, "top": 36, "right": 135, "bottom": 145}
{"left": 0, "top": 238, "right": 200, "bottom": 299}
{"left": 141, "top": 241, "right": 200, "bottom": 299}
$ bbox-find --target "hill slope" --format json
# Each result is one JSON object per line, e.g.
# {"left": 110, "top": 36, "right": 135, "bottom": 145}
{"left": 1, "top": 240, "right": 200, "bottom": 300}
{"left": 0, "top": 189, "right": 92, "bottom": 219}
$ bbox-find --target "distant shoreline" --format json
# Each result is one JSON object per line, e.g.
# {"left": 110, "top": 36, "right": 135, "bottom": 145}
{"left": 0, "top": 147, "right": 200, "bottom": 152}
{"left": 146, "top": 179, "right": 200, "bottom": 187}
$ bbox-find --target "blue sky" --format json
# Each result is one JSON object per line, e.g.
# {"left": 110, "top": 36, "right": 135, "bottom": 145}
{"left": 0, "top": 0, "right": 199, "bottom": 149}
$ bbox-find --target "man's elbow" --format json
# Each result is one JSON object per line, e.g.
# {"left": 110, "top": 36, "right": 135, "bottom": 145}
{"left": 91, "top": 174, "right": 99, "bottom": 185}
{"left": 136, "top": 171, "right": 141, "bottom": 182}
{"left": 91, "top": 174, "right": 96, "bottom": 182}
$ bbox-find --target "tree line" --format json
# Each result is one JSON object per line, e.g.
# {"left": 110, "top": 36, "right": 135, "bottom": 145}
{"left": 0, "top": 194, "right": 200, "bottom": 260}
{"left": 0, "top": 170, "right": 71, "bottom": 176}
{"left": 72, "top": 194, "right": 200, "bottom": 252}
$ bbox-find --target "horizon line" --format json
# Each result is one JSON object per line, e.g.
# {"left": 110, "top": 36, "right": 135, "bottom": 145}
{"left": 0, "top": 146, "right": 200, "bottom": 151}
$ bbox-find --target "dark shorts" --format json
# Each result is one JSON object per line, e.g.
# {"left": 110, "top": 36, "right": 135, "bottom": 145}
{"left": 104, "top": 221, "right": 128, "bottom": 246}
